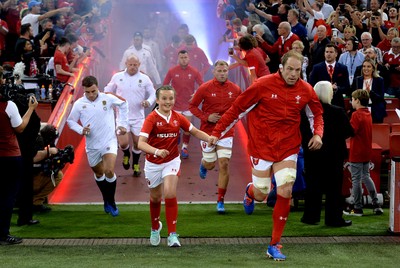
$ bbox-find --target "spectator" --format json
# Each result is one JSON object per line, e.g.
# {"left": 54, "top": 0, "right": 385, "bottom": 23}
{"left": 360, "top": 32, "right": 383, "bottom": 64}
{"left": 338, "top": 36, "right": 365, "bottom": 86}
{"left": 163, "top": 50, "right": 203, "bottom": 159}
{"left": 258, "top": 21, "right": 300, "bottom": 61}
{"left": 310, "top": 25, "right": 330, "bottom": 67}
{"left": 352, "top": 58, "right": 386, "bottom": 123}
{"left": 291, "top": 40, "right": 308, "bottom": 81}
{"left": 0, "top": 18, "right": 9, "bottom": 65}
{"left": 299, "top": 0, "right": 324, "bottom": 41}
{"left": 54, "top": 37, "right": 75, "bottom": 83}
{"left": 383, "top": 37, "right": 400, "bottom": 98}
{"left": 21, "top": 0, "right": 71, "bottom": 37}
{"left": 377, "top": 27, "right": 399, "bottom": 54}
{"left": 229, "top": 34, "right": 270, "bottom": 84}
{"left": 343, "top": 89, "right": 384, "bottom": 216}
{"left": 367, "top": 10, "right": 388, "bottom": 47}
{"left": 300, "top": 81, "right": 353, "bottom": 227}
{"left": 309, "top": 43, "right": 350, "bottom": 108}
{"left": 52, "top": 13, "right": 66, "bottom": 43}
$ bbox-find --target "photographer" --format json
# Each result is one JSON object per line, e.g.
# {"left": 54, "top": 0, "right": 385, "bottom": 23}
{"left": 32, "top": 125, "right": 73, "bottom": 213}
{"left": 0, "top": 66, "right": 38, "bottom": 245}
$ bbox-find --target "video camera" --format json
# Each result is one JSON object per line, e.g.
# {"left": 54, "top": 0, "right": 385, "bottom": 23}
{"left": 0, "top": 71, "right": 35, "bottom": 103}
{"left": 42, "top": 145, "right": 75, "bottom": 176}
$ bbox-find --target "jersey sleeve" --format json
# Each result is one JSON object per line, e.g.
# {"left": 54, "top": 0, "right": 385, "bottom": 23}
{"left": 140, "top": 112, "right": 156, "bottom": 138}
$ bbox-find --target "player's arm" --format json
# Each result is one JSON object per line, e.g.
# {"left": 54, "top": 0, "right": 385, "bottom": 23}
{"left": 138, "top": 135, "right": 169, "bottom": 158}
{"left": 189, "top": 126, "right": 210, "bottom": 142}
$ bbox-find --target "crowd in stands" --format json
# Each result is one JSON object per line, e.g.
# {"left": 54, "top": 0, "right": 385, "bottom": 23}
{"left": 215, "top": 0, "right": 400, "bottom": 107}
{"left": 0, "top": 0, "right": 111, "bottom": 96}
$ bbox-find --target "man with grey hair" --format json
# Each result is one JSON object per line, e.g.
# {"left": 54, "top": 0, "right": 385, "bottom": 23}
{"left": 360, "top": 32, "right": 383, "bottom": 64}
{"left": 257, "top": 22, "right": 300, "bottom": 60}
{"left": 252, "top": 24, "right": 275, "bottom": 45}
{"left": 383, "top": 37, "right": 400, "bottom": 98}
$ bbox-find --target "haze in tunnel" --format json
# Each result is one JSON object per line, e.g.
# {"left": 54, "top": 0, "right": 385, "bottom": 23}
{"left": 98, "top": 0, "right": 230, "bottom": 85}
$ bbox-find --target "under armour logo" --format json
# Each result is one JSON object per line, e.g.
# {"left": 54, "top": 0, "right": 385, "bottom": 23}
{"left": 295, "top": 95, "right": 301, "bottom": 104}
{"left": 173, "top": 220, "right": 177, "bottom": 224}
{"left": 175, "top": 74, "right": 179, "bottom": 77}
{"left": 172, "top": 168, "right": 177, "bottom": 172}
{"left": 271, "top": 94, "right": 277, "bottom": 99}
{"left": 279, "top": 216, "right": 288, "bottom": 221}
{"left": 157, "top": 122, "right": 163, "bottom": 127}
{"left": 211, "top": 93, "right": 216, "bottom": 97}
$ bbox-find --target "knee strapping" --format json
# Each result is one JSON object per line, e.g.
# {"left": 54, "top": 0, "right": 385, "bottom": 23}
{"left": 217, "top": 149, "right": 232, "bottom": 159}
{"left": 253, "top": 175, "right": 271, "bottom": 194}
{"left": 274, "top": 168, "right": 296, "bottom": 187}
{"left": 202, "top": 152, "right": 217, "bottom": 162}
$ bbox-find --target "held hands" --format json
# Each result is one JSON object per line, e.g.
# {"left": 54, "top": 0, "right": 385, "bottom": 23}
{"left": 208, "top": 136, "right": 218, "bottom": 147}
{"left": 308, "top": 135, "right": 323, "bottom": 151}
{"left": 154, "top": 148, "right": 169, "bottom": 158}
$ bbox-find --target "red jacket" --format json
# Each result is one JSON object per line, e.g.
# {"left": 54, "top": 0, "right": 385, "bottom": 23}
{"left": 349, "top": 108, "right": 372, "bottom": 163}
{"left": 189, "top": 78, "right": 241, "bottom": 136}
{"left": 212, "top": 72, "right": 324, "bottom": 162}
{"left": 260, "top": 32, "right": 300, "bottom": 58}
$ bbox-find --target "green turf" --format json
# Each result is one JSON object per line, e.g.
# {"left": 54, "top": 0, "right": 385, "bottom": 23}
{"left": 1, "top": 244, "right": 400, "bottom": 267}
{"left": 11, "top": 203, "right": 390, "bottom": 238}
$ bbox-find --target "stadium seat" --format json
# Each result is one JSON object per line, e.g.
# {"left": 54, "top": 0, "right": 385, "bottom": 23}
{"left": 372, "top": 123, "right": 391, "bottom": 154}
{"left": 391, "top": 123, "right": 400, "bottom": 133}
{"left": 383, "top": 109, "right": 400, "bottom": 124}
{"left": 385, "top": 98, "right": 400, "bottom": 109}
{"left": 390, "top": 133, "right": 400, "bottom": 158}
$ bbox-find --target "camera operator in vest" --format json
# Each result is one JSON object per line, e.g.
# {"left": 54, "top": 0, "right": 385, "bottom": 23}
{"left": 32, "top": 124, "right": 66, "bottom": 213}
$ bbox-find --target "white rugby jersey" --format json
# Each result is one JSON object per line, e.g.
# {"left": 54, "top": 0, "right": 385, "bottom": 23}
{"left": 104, "top": 71, "right": 156, "bottom": 120}
{"left": 119, "top": 45, "right": 161, "bottom": 84}
{"left": 67, "top": 92, "right": 129, "bottom": 150}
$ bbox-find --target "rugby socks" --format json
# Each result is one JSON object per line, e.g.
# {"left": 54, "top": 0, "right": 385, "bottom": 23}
{"left": 94, "top": 174, "right": 107, "bottom": 202}
{"left": 105, "top": 174, "right": 117, "bottom": 208}
{"left": 122, "top": 146, "right": 130, "bottom": 157}
{"left": 246, "top": 183, "right": 255, "bottom": 199}
{"left": 270, "top": 194, "right": 291, "bottom": 245}
{"left": 165, "top": 197, "right": 178, "bottom": 234}
{"left": 217, "top": 188, "right": 226, "bottom": 203}
{"left": 132, "top": 149, "right": 141, "bottom": 166}
{"left": 150, "top": 200, "right": 161, "bottom": 230}
{"left": 182, "top": 134, "right": 190, "bottom": 148}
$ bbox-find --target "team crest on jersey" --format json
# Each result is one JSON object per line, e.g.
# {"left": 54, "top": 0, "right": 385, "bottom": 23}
{"left": 106, "top": 147, "right": 110, "bottom": 151}
{"left": 252, "top": 157, "right": 259, "bottom": 166}
{"left": 82, "top": 105, "right": 87, "bottom": 109}
{"left": 102, "top": 100, "right": 107, "bottom": 110}
{"left": 188, "top": 74, "right": 192, "bottom": 79}
{"left": 138, "top": 79, "right": 142, "bottom": 87}
{"left": 295, "top": 95, "right": 301, "bottom": 104}
{"left": 173, "top": 120, "right": 178, "bottom": 127}
{"left": 119, "top": 78, "right": 123, "bottom": 82}
{"left": 228, "top": 91, "right": 233, "bottom": 98}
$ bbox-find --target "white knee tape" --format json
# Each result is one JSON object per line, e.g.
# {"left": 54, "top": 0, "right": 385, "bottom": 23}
{"left": 202, "top": 151, "right": 217, "bottom": 162}
{"left": 274, "top": 168, "right": 297, "bottom": 187}
{"left": 217, "top": 149, "right": 232, "bottom": 159}
{"left": 253, "top": 175, "right": 271, "bottom": 194}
